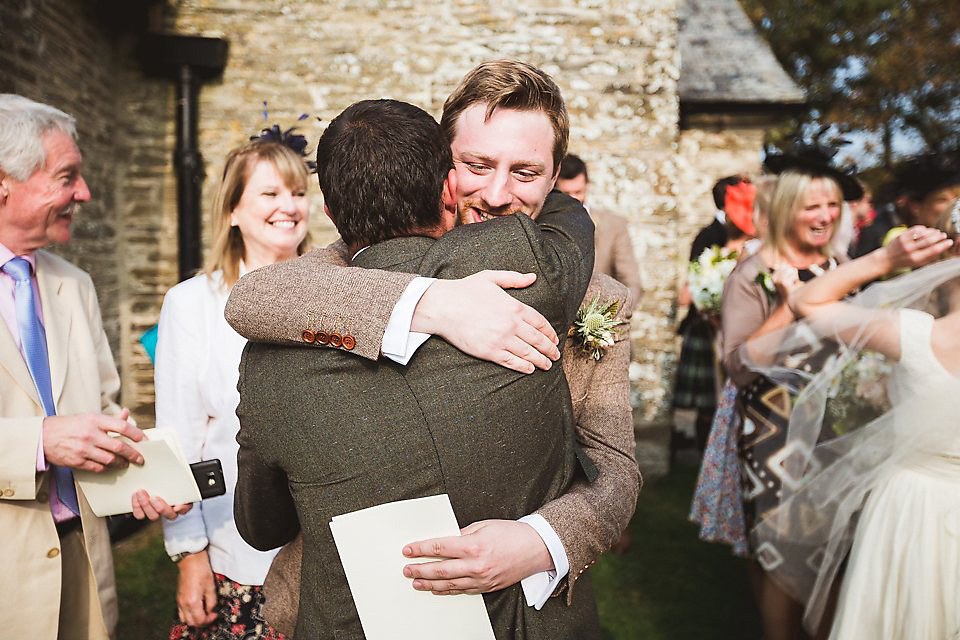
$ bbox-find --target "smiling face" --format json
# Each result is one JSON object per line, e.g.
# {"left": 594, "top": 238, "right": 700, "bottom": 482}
{"left": 0, "top": 129, "right": 90, "bottom": 254}
{"left": 449, "top": 104, "right": 558, "bottom": 225}
{"left": 787, "top": 177, "right": 842, "bottom": 253}
{"left": 230, "top": 159, "right": 309, "bottom": 268}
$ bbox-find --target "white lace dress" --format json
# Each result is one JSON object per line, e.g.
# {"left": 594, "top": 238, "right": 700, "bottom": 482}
{"left": 830, "top": 309, "right": 960, "bottom": 640}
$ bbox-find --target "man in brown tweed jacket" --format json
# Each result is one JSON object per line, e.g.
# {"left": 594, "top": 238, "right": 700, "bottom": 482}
{"left": 225, "top": 61, "right": 640, "bottom": 634}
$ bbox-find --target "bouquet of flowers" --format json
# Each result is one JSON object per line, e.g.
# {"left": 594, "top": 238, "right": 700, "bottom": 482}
{"left": 824, "top": 349, "right": 892, "bottom": 436}
{"left": 688, "top": 246, "right": 739, "bottom": 313}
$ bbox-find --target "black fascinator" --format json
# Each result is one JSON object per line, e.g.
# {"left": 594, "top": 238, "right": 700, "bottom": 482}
{"left": 250, "top": 112, "right": 318, "bottom": 173}
{"left": 764, "top": 139, "right": 864, "bottom": 201}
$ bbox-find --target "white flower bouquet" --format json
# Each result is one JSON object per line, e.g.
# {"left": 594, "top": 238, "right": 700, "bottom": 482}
{"left": 688, "top": 246, "right": 739, "bottom": 314}
{"left": 825, "top": 350, "right": 892, "bottom": 436}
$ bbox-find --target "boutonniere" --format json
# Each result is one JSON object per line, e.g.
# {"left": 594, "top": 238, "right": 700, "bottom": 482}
{"left": 569, "top": 295, "right": 627, "bottom": 360}
{"left": 754, "top": 270, "right": 777, "bottom": 303}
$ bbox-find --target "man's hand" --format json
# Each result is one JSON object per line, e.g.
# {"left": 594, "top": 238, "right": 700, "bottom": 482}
{"left": 401, "top": 519, "right": 553, "bottom": 595}
{"left": 412, "top": 271, "right": 560, "bottom": 374}
{"left": 131, "top": 489, "right": 192, "bottom": 521}
{"left": 175, "top": 550, "right": 219, "bottom": 628}
{"left": 42, "top": 409, "right": 146, "bottom": 472}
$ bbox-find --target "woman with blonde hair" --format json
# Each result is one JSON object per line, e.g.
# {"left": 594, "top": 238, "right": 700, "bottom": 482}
{"left": 155, "top": 133, "right": 310, "bottom": 639}
{"left": 719, "top": 146, "right": 862, "bottom": 639}
{"left": 744, "top": 200, "right": 955, "bottom": 638}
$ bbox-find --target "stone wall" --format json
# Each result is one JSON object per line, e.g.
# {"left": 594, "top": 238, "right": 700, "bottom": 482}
{"left": 165, "top": 0, "right": 681, "bottom": 430}
{"left": 1, "top": 1, "right": 179, "bottom": 419}
{"left": 0, "top": 0, "right": 126, "bottom": 357}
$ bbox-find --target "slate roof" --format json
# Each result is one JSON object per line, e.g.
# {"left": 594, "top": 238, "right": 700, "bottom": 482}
{"left": 679, "top": 0, "right": 805, "bottom": 105}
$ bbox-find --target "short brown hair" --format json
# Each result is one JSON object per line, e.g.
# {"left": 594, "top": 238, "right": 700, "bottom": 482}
{"left": 204, "top": 140, "right": 310, "bottom": 287}
{"left": 440, "top": 60, "right": 569, "bottom": 174}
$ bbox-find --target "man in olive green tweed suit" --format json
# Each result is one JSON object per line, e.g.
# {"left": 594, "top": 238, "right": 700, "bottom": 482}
{"left": 227, "top": 61, "right": 639, "bottom": 636}
{"left": 235, "top": 99, "right": 600, "bottom": 638}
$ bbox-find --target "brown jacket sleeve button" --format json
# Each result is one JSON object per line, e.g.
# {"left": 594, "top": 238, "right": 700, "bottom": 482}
{"left": 316, "top": 331, "right": 330, "bottom": 345}
{"left": 341, "top": 335, "right": 356, "bottom": 350}
{"left": 301, "top": 329, "right": 315, "bottom": 343}
{"left": 329, "top": 332, "right": 343, "bottom": 348}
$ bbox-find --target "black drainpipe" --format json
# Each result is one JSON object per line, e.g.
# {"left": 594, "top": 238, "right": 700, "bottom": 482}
{"left": 141, "top": 34, "right": 228, "bottom": 281}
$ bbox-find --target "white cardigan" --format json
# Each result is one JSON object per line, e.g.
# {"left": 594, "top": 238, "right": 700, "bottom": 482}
{"left": 155, "top": 270, "right": 278, "bottom": 585}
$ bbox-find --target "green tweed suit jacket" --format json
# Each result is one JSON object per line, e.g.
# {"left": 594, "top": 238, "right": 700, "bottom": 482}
{"left": 234, "top": 206, "right": 599, "bottom": 639}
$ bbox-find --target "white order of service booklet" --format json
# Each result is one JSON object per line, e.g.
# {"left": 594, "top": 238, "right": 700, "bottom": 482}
{"left": 330, "top": 494, "right": 496, "bottom": 640}
{"left": 74, "top": 427, "right": 201, "bottom": 517}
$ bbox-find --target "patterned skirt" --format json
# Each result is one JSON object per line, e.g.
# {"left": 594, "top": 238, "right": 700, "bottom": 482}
{"left": 673, "top": 315, "right": 717, "bottom": 410}
{"left": 170, "top": 573, "right": 286, "bottom": 640}
{"left": 689, "top": 379, "right": 748, "bottom": 556}
{"left": 737, "top": 342, "right": 838, "bottom": 563}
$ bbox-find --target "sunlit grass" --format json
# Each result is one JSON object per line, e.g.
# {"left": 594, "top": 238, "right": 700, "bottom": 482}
{"left": 112, "top": 461, "right": 759, "bottom": 639}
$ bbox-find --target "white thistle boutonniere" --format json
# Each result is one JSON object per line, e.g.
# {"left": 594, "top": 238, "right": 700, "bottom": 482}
{"left": 569, "top": 295, "right": 627, "bottom": 360}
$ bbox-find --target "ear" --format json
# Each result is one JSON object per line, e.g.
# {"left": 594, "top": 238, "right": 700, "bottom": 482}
{"left": 442, "top": 168, "right": 458, "bottom": 212}
{"left": 439, "top": 168, "right": 458, "bottom": 230}
{"left": 0, "top": 174, "right": 9, "bottom": 207}
{"left": 548, "top": 166, "right": 560, "bottom": 191}
{"left": 323, "top": 203, "right": 334, "bottom": 224}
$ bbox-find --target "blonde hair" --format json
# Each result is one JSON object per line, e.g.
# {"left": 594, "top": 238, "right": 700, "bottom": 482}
{"left": 765, "top": 171, "right": 843, "bottom": 258}
{"left": 752, "top": 174, "right": 778, "bottom": 241}
{"left": 204, "top": 140, "right": 310, "bottom": 287}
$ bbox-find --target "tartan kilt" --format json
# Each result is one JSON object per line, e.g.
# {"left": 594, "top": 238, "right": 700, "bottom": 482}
{"left": 674, "top": 314, "right": 717, "bottom": 410}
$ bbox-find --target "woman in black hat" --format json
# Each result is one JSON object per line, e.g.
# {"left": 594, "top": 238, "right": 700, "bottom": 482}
{"left": 719, "top": 144, "right": 859, "bottom": 640}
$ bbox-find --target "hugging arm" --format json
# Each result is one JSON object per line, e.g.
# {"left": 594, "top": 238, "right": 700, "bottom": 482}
{"left": 788, "top": 226, "right": 952, "bottom": 359}
{"left": 224, "top": 242, "right": 559, "bottom": 372}
{"left": 225, "top": 245, "right": 412, "bottom": 360}
{"left": 233, "top": 348, "right": 300, "bottom": 552}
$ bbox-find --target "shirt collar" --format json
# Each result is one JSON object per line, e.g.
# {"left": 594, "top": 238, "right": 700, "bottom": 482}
{"left": 0, "top": 242, "right": 37, "bottom": 274}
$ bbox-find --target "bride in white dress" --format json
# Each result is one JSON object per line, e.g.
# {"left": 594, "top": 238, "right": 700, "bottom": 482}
{"left": 742, "top": 214, "right": 960, "bottom": 639}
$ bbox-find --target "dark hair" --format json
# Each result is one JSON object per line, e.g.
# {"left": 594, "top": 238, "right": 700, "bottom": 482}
{"left": 316, "top": 99, "right": 452, "bottom": 247}
{"left": 712, "top": 175, "right": 745, "bottom": 210}
{"left": 559, "top": 154, "right": 588, "bottom": 181}
{"left": 441, "top": 60, "right": 569, "bottom": 174}
{"left": 895, "top": 152, "right": 960, "bottom": 202}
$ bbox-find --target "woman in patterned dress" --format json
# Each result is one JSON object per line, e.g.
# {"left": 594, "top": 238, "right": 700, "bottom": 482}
{"left": 719, "top": 150, "right": 862, "bottom": 640}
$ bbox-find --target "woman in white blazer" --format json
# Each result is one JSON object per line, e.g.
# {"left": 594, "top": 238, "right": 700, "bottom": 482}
{"left": 155, "top": 135, "right": 310, "bottom": 638}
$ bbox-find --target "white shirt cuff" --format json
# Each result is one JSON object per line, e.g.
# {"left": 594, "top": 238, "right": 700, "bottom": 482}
{"left": 382, "top": 277, "right": 435, "bottom": 365}
{"left": 517, "top": 514, "right": 569, "bottom": 610}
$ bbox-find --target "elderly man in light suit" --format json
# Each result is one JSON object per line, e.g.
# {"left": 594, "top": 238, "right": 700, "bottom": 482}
{"left": 0, "top": 95, "right": 186, "bottom": 639}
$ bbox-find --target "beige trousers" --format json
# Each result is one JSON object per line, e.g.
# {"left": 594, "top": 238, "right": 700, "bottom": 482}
{"left": 58, "top": 527, "right": 109, "bottom": 640}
